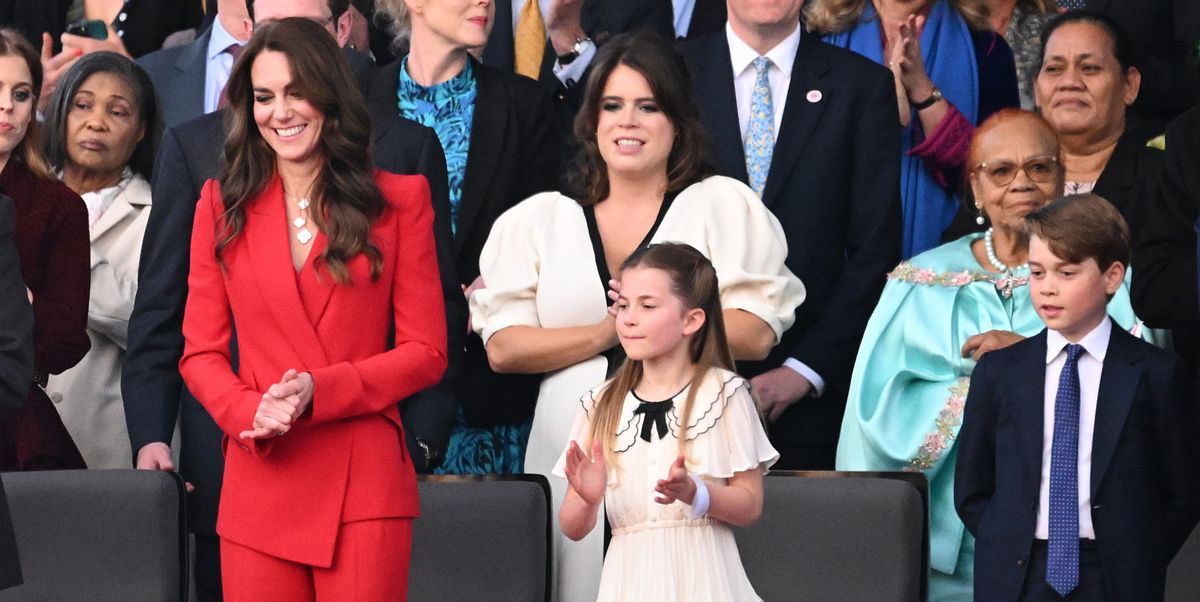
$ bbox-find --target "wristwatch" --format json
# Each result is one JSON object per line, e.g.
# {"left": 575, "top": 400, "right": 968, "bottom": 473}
{"left": 911, "top": 87, "right": 944, "bottom": 111}
{"left": 557, "top": 36, "right": 593, "bottom": 65}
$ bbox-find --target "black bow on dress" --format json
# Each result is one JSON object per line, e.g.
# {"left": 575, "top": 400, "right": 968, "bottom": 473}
{"left": 633, "top": 400, "right": 674, "bottom": 442}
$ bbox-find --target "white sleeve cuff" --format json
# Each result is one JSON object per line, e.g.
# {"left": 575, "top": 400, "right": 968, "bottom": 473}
{"left": 552, "top": 42, "right": 596, "bottom": 86}
{"left": 783, "top": 358, "right": 825, "bottom": 397}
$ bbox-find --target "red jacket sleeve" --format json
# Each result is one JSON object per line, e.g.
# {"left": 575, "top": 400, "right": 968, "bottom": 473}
{"left": 178, "top": 181, "right": 264, "bottom": 449}
{"left": 307, "top": 175, "right": 448, "bottom": 424}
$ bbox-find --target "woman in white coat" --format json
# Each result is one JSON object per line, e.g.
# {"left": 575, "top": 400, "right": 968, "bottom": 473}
{"left": 42, "top": 52, "right": 159, "bottom": 469}
{"left": 470, "top": 32, "right": 806, "bottom": 601}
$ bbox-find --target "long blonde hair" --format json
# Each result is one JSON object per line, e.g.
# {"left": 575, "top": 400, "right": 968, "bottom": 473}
{"left": 804, "top": 0, "right": 991, "bottom": 34}
{"left": 587, "top": 243, "right": 735, "bottom": 466}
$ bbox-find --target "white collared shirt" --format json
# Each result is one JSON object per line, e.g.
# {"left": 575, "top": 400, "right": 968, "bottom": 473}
{"left": 204, "top": 17, "right": 242, "bottom": 114}
{"left": 725, "top": 22, "right": 822, "bottom": 394}
{"left": 726, "top": 21, "right": 800, "bottom": 140}
{"left": 1035, "top": 318, "right": 1111, "bottom": 540}
{"left": 77, "top": 168, "right": 134, "bottom": 230}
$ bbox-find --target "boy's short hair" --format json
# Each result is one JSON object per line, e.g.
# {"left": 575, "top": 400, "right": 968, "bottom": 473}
{"left": 1024, "top": 193, "right": 1130, "bottom": 270}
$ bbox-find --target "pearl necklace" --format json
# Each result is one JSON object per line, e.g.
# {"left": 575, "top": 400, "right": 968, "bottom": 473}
{"left": 983, "top": 228, "right": 1029, "bottom": 299}
{"left": 983, "top": 227, "right": 1028, "bottom": 272}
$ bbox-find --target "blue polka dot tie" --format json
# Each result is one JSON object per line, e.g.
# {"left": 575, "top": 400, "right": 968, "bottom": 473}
{"left": 1048, "top": 343, "right": 1084, "bottom": 596}
{"left": 1056, "top": 0, "right": 1087, "bottom": 10}
{"left": 744, "top": 57, "right": 774, "bottom": 197}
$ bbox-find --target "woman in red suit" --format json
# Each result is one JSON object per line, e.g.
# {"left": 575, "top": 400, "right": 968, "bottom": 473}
{"left": 178, "top": 18, "right": 447, "bottom": 601}
{"left": 0, "top": 28, "right": 89, "bottom": 471}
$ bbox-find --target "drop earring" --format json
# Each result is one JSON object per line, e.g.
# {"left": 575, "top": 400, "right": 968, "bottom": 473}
{"left": 975, "top": 205, "right": 985, "bottom": 226}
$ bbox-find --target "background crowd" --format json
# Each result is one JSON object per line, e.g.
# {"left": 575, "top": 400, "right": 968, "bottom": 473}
{"left": 0, "top": 0, "right": 1199, "bottom": 600}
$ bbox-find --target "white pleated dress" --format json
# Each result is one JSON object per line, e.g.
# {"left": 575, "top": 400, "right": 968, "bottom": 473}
{"left": 554, "top": 368, "right": 779, "bottom": 602}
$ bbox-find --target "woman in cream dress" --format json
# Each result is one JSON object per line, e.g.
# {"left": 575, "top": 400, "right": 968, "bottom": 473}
{"left": 470, "top": 32, "right": 804, "bottom": 601}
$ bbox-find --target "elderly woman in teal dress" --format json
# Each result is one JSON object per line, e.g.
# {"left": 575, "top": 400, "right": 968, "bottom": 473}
{"left": 376, "top": 0, "right": 560, "bottom": 473}
{"left": 836, "top": 109, "right": 1150, "bottom": 601}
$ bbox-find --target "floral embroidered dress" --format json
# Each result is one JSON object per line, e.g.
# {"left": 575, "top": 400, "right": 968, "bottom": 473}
{"left": 397, "top": 58, "right": 532, "bottom": 474}
{"left": 835, "top": 233, "right": 1146, "bottom": 601}
{"left": 553, "top": 368, "right": 778, "bottom": 601}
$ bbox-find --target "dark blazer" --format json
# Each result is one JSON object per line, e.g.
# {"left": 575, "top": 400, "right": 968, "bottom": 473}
{"left": 122, "top": 107, "right": 457, "bottom": 537}
{"left": 955, "top": 325, "right": 1200, "bottom": 601}
{"left": 367, "top": 58, "right": 558, "bottom": 424}
{"left": 1092, "top": 131, "right": 1164, "bottom": 240}
{"left": 0, "top": 195, "right": 32, "bottom": 410}
{"left": 682, "top": 30, "right": 902, "bottom": 468}
{"left": 0, "top": 0, "right": 202, "bottom": 58}
{"left": 138, "top": 30, "right": 378, "bottom": 131}
{"left": 0, "top": 195, "right": 28, "bottom": 591}
{"left": 1086, "top": 0, "right": 1200, "bottom": 127}
{"left": 0, "top": 161, "right": 88, "bottom": 471}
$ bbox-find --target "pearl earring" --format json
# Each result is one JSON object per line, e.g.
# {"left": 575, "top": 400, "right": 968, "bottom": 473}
{"left": 975, "top": 205, "right": 985, "bottom": 226}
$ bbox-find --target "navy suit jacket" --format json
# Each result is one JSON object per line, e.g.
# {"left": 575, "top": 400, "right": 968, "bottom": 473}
{"left": 681, "top": 29, "right": 902, "bottom": 463}
{"left": 955, "top": 324, "right": 1200, "bottom": 601}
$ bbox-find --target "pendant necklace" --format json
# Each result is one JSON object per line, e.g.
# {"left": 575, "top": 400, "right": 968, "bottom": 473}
{"left": 984, "top": 227, "right": 1029, "bottom": 299}
{"left": 288, "top": 181, "right": 315, "bottom": 245}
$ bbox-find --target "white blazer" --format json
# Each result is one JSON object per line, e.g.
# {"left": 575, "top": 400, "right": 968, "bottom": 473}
{"left": 46, "top": 174, "right": 153, "bottom": 468}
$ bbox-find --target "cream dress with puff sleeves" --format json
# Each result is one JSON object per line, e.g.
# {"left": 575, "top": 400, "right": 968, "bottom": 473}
{"left": 470, "top": 175, "right": 804, "bottom": 601}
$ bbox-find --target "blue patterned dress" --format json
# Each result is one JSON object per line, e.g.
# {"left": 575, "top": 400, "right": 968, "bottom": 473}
{"left": 397, "top": 57, "right": 533, "bottom": 474}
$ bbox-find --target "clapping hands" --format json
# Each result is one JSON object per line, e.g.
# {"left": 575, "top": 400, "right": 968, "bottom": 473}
{"left": 239, "top": 369, "right": 315, "bottom": 440}
{"left": 564, "top": 438, "right": 607, "bottom": 506}
{"left": 654, "top": 455, "right": 696, "bottom": 506}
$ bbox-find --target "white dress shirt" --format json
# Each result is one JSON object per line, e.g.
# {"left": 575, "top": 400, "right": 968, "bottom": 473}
{"left": 1035, "top": 318, "right": 1111, "bottom": 540}
{"left": 203, "top": 17, "right": 241, "bottom": 114}
{"left": 726, "top": 22, "right": 799, "bottom": 140}
{"left": 725, "top": 22, "right": 823, "bottom": 393}
{"left": 673, "top": 0, "right": 697, "bottom": 38}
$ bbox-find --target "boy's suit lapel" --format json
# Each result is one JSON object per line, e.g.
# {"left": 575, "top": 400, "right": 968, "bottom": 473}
{"left": 1090, "top": 321, "right": 1142, "bottom": 498}
{"left": 1016, "top": 331, "right": 1048, "bottom": 493}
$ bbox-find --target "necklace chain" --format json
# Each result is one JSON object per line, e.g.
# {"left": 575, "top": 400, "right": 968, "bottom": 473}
{"left": 285, "top": 181, "right": 315, "bottom": 245}
{"left": 984, "top": 227, "right": 1028, "bottom": 273}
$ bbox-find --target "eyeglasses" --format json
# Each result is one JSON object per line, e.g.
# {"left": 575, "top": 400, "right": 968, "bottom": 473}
{"left": 973, "top": 156, "right": 1060, "bottom": 187}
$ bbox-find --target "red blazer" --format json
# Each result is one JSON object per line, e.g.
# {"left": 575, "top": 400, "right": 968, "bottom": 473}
{"left": 180, "top": 171, "right": 447, "bottom": 567}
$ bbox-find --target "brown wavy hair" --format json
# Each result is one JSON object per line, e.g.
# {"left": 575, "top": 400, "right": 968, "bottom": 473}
{"left": 804, "top": 0, "right": 991, "bottom": 34}
{"left": 568, "top": 31, "right": 713, "bottom": 206}
{"left": 217, "top": 17, "right": 384, "bottom": 284}
{"left": 587, "top": 243, "right": 736, "bottom": 468}
{"left": 0, "top": 28, "right": 53, "bottom": 180}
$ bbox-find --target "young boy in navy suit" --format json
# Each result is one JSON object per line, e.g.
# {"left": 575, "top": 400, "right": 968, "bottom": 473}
{"left": 955, "top": 194, "right": 1200, "bottom": 601}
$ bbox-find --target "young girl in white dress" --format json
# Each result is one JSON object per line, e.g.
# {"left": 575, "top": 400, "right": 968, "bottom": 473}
{"left": 556, "top": 242, "right": 778, "bottom": 601}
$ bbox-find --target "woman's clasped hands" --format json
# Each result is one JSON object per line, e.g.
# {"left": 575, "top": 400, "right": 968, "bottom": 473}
{"left": 239, "top": 369, "right": 315, "bottom": 440}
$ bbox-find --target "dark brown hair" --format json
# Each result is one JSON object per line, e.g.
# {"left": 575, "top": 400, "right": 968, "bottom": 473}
{"left": 568, "top": 31, "right": 713, "bottom": 206}
{"left": 1024, "top": 193, "right": 1130, "bottom": 271}
{"left": 587, "top": 243, "right": 735, "bottom": 466}
{"left": 0, "top": 28, "right": 52, "bottom": 180}
{"left": 218, "top": 17, "right": 384, "bottom": 284}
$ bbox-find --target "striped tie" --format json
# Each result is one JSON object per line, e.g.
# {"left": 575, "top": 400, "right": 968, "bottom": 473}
{"left": 514, "top": 0, "right": 545, "bottom": 80}
{"left": 744, "top": 57, "right": 774, "bottom": 197}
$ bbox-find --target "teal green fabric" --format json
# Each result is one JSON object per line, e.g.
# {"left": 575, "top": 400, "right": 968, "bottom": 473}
{"left": 836, "top": 234, "right": 1148, "bottom": 601}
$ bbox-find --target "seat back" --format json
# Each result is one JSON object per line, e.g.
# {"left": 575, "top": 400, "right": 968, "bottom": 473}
{"left": 410, "top": 475, "right": 551, "bottom": 602}
{"left": 733, "top": 471, "right": 928, "bottom": 602}
{"left": 1167, "top": 523, "right": 1200, "bottom": 601}
{"left": 0, "top": 469, "right": 186, "bottom": 601}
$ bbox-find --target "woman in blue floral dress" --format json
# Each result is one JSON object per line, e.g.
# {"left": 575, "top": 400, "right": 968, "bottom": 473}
{"left": 373, "top": 0, "right": 561, "bottom": 473}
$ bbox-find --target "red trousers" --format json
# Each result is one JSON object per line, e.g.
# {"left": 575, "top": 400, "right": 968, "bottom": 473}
{"left": 221, "top": 518, "right": 412, "bottom": 601}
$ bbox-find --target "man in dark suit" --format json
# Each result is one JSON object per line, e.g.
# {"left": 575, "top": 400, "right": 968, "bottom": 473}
{"left": 138, "top": 0, "right": 371, "bottom": 130}
{"left": 956, "top": 195, "right": 1200, "bottom": 601}
{"left": 122, "top": 14, "right": 457, "bottom": 602}
{"left": 681, "top": 0, "right": 901, "bottom": 469}
{"left": 0, "top": 194, "right": 33, "bottom": 591}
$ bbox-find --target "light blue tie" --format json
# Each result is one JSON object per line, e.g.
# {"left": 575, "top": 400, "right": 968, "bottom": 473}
{"left": 1048, "top": 343, "right": 1084, "bottom": 596}
{"left": 744, "top": 57, "right": 774, "bottom": 197}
